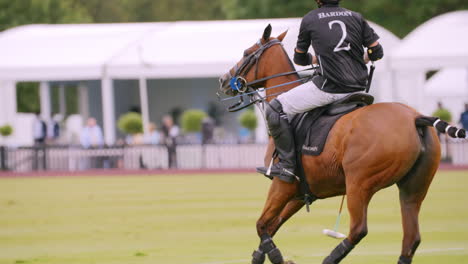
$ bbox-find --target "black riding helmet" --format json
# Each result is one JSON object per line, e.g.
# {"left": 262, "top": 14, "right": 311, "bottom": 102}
{"left": 316, "top": 0, "right": 340, "bottom": 7}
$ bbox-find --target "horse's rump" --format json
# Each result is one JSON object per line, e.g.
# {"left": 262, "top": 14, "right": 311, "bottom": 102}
{"left": 303, "top": 102, "right": 435, "bottom": 198}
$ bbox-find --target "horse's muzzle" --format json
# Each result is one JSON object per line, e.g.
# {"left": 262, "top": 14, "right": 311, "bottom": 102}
{"left": 219, "top": 72, "right": 235, "bottom": 96}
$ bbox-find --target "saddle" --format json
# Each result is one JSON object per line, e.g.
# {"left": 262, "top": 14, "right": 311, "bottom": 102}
{"left": 287, "top": 93, "right": 374, "bottom": 206}
{"left": 290, "top": 93, "right": 374, "bottom": 157}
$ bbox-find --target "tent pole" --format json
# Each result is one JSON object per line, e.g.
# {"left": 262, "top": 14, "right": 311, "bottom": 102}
{"left": 0, "top": 81, "right": 17, "bottom": 146}
{"left": 1, "top": 81, "right": 17, "bottom": 124}
{"left": 78, "top": 82, "right": 90, "bottom": 121}
{"left": 101, "top": 77, "right": 116, "bottom": 146}
{"left": 39, "top": 82, "right": 51, "bottom": 121}
{"left": 139, "top": 77, "right": 150, "bottom": 138}
{"left": 59, "top": 84, "right": 66, "bottom": 117}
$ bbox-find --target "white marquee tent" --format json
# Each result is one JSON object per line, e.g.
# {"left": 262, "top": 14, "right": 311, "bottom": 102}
{"left": 390, "top": 11, "right": 468, "bottom": 113}
{"left": 0, "top": 18, "right": 401, "bottom": 145}
{"left": 422, "top": 68, "right": 468, "bottom": 122}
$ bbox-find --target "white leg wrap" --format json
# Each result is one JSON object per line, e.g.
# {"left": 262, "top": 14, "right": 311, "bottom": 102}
{"left": 455, "top": 129, "right": 461, "bottom": 138}
{"left": 445, "top": 125, "right": 453, "bottom": 133}
{"left": 433, "top": 119, "right": 442, "bottom": 128}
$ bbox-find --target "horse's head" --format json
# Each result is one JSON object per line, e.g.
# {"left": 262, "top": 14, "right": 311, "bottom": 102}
{"left": 218, "top": 24, "right": 288, "bottom": 97}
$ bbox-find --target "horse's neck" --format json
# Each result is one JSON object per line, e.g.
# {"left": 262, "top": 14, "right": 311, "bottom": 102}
{"left": 264, "top": 53, "right": 300, "bottom": 102}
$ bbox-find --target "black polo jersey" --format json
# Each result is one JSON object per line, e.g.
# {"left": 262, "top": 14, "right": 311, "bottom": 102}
{"left": 296, "top": 4, "right": 380, "bottom": 93}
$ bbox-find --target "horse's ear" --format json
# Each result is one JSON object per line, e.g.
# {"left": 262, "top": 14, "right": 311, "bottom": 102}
{"left": 262, "top": 24, "right": 272, "bottom": 41}
{"left": 277, "top": 30, "right": 288, "bottom": 42}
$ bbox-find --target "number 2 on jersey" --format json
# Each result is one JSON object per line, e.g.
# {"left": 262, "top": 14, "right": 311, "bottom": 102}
{"left": 328, "top": 20, "right": 351, "bottom": 52}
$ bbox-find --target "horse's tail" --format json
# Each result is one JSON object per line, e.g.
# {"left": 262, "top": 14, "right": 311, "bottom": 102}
{"left": 415, "top": 116, "right": 467, "bottom": 139}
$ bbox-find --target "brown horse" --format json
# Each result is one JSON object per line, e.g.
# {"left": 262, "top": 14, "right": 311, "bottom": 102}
{"left": 218, "top": 25, "right": 466, "bottom": 264}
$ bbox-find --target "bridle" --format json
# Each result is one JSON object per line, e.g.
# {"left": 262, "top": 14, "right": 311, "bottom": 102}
{"left": 218, "top": 38, "right": 318, "bottom": 112}
{"left": 228, "top": 38, "right": 283, "bottom": 93}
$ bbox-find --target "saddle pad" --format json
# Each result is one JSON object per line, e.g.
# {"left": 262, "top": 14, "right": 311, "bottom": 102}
{"left": 291, "top": 106, "right": 362, "bottom": 156}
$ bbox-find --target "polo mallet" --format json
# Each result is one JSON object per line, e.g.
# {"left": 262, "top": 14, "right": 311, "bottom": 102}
{"left": 323, "top": 195, "right": 347, "bottom": 239}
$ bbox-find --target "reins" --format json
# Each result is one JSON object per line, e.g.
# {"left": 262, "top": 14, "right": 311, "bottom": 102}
{"left": 218, "top": 67, "right": 317, "bottom": 113}
{"left": 219, "top": 67, "right": 317, "bottom": 102}
{"left": 218, "top": 38, "right": 375, "bottom": 112}
{"left": 218, "top": 38, "right": 319, "bottom": 112}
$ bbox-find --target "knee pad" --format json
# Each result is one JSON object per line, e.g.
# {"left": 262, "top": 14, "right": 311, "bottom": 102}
{"left": 266, "top": 99, "right": 286, "bottom": 131}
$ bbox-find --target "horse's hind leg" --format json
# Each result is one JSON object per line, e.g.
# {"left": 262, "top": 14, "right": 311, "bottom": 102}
{"left": 397, "top": 192, "right": 423, "bottom": 264}
{"left": 323, "top": 185, "right": 373, "bottom": 264}
{"left": 252, "top": 178, "right": 298, "bottom": 264}
{"left": 397, "top": 129, "right": 440, "bottom": 264}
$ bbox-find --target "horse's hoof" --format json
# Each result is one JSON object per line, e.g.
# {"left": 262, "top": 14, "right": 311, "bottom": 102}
{"left": 283, "top": 260, "right": 296, "bottom": 264}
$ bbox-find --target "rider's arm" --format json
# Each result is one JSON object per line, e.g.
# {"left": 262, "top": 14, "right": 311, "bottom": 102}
{"left": 294, "top": 16, "right": 317, "bottom": 66}
{"left": 364, "top": 41, "right": 384, "bottom": 63}
{"left": 360, "top": 13, "right": 383, "bottom": 63}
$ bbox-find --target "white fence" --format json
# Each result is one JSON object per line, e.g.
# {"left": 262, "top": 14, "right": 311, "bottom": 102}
{"left": 441, "top": 140, "right": 468, "bottom": 165}
{"left": 2, "top": 141, "right": 467, "bottom": 173}
{"left": 3, "top": 144, "right": 267, "bottom": 172}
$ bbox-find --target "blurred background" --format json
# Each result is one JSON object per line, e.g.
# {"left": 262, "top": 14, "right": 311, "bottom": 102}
{"left": 0, "top": 0, "right": 467, "bottom": 172}
{"left": 1, "top": 2, "right": 468, "bottom": 264}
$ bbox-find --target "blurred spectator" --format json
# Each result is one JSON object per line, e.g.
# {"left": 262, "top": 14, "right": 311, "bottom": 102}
{"left": 80, "top": 117, "right": 104, "bottom": 148}
{"left": 32, "top": 112, "right": 47, "bottom": 145}
{"left": 32, "top": 112, "right": 47, "bottom": 170}
{"left": 460, "top": 103, "right": 468, "bottom": 130}
{"left": 80, "top": 117, "right": 105, "bottom": 169}
{"left": 432, "top": 101, "right": 452, "bottom": 123}
{"left": 47, "top": 114, "right": 62, "bottom": 144}
{"left": 202, "top": 117, "right": 214, "bottom": 144}
{"left": 126, "top": 133, "right": 144, "bottom": 145}
{"left": 433, "top": 102, "right": 453, "bottom": 161}
{"left": 145, "top": 122, "right": 161, "bottom": 145}
{"left": 162, "top": 115, "right": 179, "bottom": 168}
{"left": 238, "top": 127, "right": 251, "bottom": 143}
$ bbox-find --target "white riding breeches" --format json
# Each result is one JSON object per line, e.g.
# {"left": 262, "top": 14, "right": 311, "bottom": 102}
{"left": 277, "top": 81, "right": 352, "bottom": 115}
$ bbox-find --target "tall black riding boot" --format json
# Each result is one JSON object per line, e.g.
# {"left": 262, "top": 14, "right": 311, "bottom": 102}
{"left": 257, "top": 99, "right": 297, "bottom": 183}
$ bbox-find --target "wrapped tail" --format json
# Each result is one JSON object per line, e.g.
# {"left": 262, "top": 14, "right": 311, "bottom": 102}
{"left": 415, "top": 116, "right": 466, "bottom": 139}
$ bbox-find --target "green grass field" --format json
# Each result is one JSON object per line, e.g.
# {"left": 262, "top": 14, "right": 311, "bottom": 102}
{"left": 1, "top": 171, "right": 467, "bottom": 264}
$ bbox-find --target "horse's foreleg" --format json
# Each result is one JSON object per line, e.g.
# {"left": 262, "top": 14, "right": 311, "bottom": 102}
{"left": 267, "top": 199, "right": 305, "bottom": 237}
{"left": 323, "top": 187, "right": 372, "bottom": 264}
{"left": 252, "top": 178, "right": 298, "bottom": 264}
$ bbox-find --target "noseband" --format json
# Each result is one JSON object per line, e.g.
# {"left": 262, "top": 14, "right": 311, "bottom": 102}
{"left": 228, "top": 39, "right": 282, "bottom": 93}
{"left": 219, "top": 39, "right": 318, "bottom": 112}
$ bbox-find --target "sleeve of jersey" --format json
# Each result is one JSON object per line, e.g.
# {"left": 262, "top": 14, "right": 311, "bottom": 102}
{"left": 295, "top": 17, "right": 311, "bottom": 52}
{"left": 362, "top": 18, "right": 380, "bottom": 47}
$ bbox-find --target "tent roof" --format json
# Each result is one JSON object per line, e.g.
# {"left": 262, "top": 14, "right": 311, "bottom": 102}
{"left": 391, "top": 11, "right": 468, "bottom": 70}
{"left": 0, "top": 18, "right": 399, "bottom": 81}
{"left": 424, "top": 68, "right": 468, "bottom": 96}
{"left": 0, "top": 23, "right": 167, "bottom": 81}
{"left": 107, "top": 19, "right": 299, "bottom": 79}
